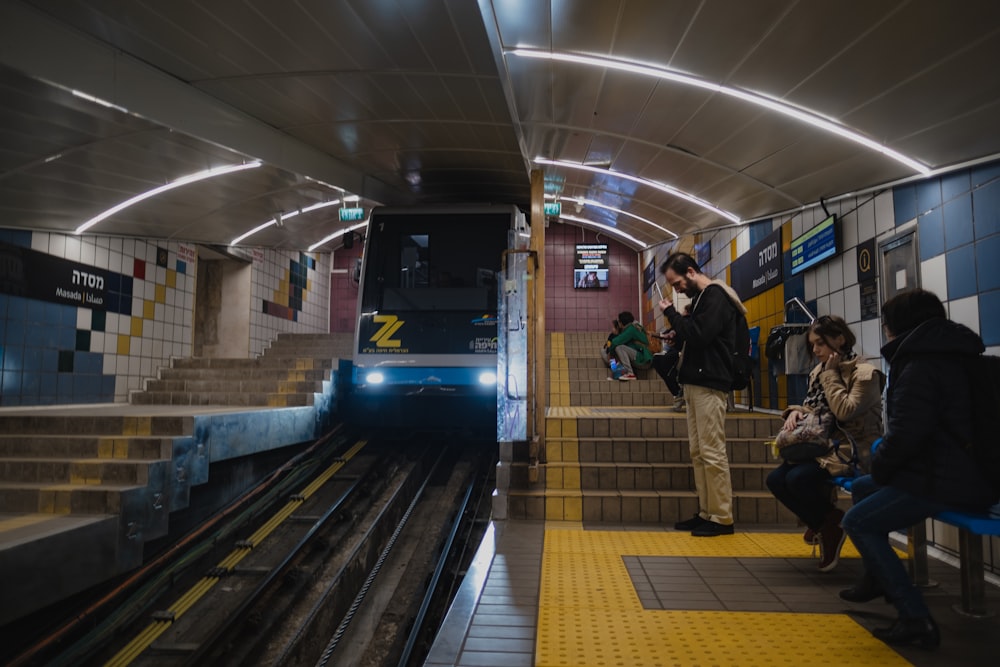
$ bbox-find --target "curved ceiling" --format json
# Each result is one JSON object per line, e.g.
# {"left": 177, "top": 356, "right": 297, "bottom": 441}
{"left": 2, "top": 0, "right": 999, "bottom": 251}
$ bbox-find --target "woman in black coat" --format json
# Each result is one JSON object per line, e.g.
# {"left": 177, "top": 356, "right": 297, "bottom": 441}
{"left": 840, "top": 289, "right": 994, "bottom": 650}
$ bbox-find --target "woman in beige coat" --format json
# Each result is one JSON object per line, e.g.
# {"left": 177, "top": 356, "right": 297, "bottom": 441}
{"left": 766, "top": 315, "right": 884, "bottom": 572}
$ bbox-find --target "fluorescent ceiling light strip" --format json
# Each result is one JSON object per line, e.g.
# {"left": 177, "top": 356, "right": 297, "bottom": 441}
{"left": 230, "top": 199, "right": 342, "bottom": 246}
{"left": 560, "top": 196, "right": 679, "bottom": 239}
{"left": 559, "top": 213, "right": 646, "bottom": 249}
{"left": 308, "top": 220, "right": 369, "bottom": 252}
{"left": 537, "top": 158, "right": 740, "bottom": 224}
{"left": 512, "top": 49, "right": 931, "bottom": 176}
{"left": 71, "top": 89, "right": 129, "bottom": 114}
{"left": 76, "top": 161, "right": 262, "bottom": 234}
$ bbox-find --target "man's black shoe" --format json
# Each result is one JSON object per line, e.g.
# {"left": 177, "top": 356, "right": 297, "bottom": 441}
{"left": 691, "top": 520, "right": 735, "bottom": 537}
{"left": 674, "top": 514, "right": 707, "bottom": 531}
{"left": 872, "top": 616, "right": 940, "bottom": 650}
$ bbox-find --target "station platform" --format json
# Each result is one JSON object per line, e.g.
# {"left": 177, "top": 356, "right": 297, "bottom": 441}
{"left": 425, "top": 520, "right": 1000, "bottom": 667}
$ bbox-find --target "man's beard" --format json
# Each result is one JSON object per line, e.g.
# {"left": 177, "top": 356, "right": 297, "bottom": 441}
{"left": 682, "top": 283, "right": 700, "bottom": 298}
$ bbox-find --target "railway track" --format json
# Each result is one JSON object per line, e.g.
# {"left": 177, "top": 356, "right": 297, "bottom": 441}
{"left": 17, "top": 430, "right": 495, "bottom": 667}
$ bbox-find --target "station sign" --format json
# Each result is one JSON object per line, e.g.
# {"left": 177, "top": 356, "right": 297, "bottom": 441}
{"left": 339, "top": 207, "right": 365, "bottom": 222}
{"left": 543, "top": 202, "right": 561, "bottom": 217}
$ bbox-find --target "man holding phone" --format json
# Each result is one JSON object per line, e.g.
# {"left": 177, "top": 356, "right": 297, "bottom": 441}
{"left": 657, "top": 252, "right": 747, "bottom": 537}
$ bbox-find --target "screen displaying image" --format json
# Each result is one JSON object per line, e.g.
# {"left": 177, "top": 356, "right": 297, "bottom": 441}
{"left": 574, "top": 243, "right": 609, "bottom": 288}
{"left": 790, "top": 214, "right": 838, "bottom": 276}
{"left": 574, "top": 268, "right": 609, "bottom": 288}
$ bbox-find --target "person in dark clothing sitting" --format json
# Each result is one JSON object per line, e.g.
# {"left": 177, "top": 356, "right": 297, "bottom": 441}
{"left": 840, "top": 288, "right": 995, "bottom": 651}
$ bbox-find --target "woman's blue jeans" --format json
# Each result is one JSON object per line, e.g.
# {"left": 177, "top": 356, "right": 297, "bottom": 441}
{"left": 841, "top": 475, "right": 951, "bottom": 619}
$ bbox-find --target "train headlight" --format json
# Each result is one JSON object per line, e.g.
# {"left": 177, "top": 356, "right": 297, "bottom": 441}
{"left": 478, "top": 371, "right": 497, "bottom": 385}
{"left": 365, "top": 372, "right": 385, "bottom": 384}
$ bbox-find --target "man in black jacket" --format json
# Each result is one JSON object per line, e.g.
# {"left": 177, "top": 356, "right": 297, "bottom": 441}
{"left": 657, "top": 252, "right": 747, "bottom": 537}
{"left": 840, "top": 288, "right": 994, "bottom": 650}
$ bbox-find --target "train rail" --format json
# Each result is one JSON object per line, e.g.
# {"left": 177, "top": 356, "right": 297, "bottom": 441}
{"left": 16, "top": 429, "right": 494, "bottom": 667}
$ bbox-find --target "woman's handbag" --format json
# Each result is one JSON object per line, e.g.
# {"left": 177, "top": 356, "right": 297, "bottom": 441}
{"left": 775, "top": 409, "right": 835, "bottom": 462}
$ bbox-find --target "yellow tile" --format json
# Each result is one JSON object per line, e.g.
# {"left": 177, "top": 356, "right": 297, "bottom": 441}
{"left": 130, "top": 316, "right": 143, "bottom": 337}
{"left": 544, "top": 496, "right": 564, "bottom": 521}
{"left": 546, "top": 441, "right": 561, "bottom": 462}
{"left": 143, "top": 299, "right": 155, "bottom": 319}
{"left": 155, "top": 283, "right": 166, "bottom": 304}
{"left": 548, "top": 467, "right": 564, "bottom": 488}
{"left": 166, "top": 269, "right": 176, "bottom": 288}
{"left": 561, "top": 419, "right": 577, "bottom": 438}
{"left": 561, "top": 439, "right": 579, "bottom": 463}
{"left": 562, "top": 495, "right": 582, "bottom": 521}
{"left": 562, "top": 466, "right": 581, "bottom": 490}
{"left": 113, "top": 440, "right": 129, "bottom": 458}
{"left": 136, "top": 417, "right": 152, "bottom": 436}
{"left": 306, "top": 278, "right": 312, "bottom": 291}
{"left": 98, "top": 438, "right": 114, "bottom": 458}
{"left": 117, "top": 334, "right": 130, "bottom": 355}
{"left": 54, "top": 490, "right": 71, "bottom": 514}
{"left": 37, "top": 490, "right": 55, "bottom": 513}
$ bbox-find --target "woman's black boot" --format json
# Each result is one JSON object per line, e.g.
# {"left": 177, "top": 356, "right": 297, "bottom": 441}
{"left": 872, "top": 616, "right": 940, "bottom": 650}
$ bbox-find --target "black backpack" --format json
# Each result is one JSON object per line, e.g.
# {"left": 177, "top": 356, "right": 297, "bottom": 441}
{"left": 729, "top": 307, "right": 753, "bottom": 391}
{"left": 962, "top": 354, "right": 1000, "bottom": 503}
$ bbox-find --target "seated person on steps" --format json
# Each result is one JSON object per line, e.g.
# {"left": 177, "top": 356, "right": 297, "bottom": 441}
{"left": 765, "top": 314, "right": 884, "bottom": 573}
{"left": 600, "top": 311, "right": 652, "bottom": 381}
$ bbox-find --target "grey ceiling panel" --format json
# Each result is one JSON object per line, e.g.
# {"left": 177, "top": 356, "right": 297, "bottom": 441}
{"left": 1, "top": 0, "right": 999, "bottom": 250}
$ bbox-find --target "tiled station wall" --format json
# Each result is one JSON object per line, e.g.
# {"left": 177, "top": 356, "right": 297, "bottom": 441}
{"left": 0, "top": 229, "right": 329, "bottom": 406}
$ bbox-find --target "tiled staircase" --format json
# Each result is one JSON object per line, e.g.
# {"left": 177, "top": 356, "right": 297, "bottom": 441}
{"left": 0, "top": 332, "right": 354, "bottom": 625}
{"left": 504, "top": 332, "right": 796, "bottom": 527}
{"left": 132, "top": 332, "right": 354, "bottom": 406}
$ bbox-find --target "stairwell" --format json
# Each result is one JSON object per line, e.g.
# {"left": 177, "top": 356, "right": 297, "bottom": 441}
{"left": 0, "top": 332, "right": 354, "bottom": 625}
{"left": 132, "top": 332, "right": 354, "bottom": 407}
{"left": 504, "top": 331, "right": 796, "bottom": 527}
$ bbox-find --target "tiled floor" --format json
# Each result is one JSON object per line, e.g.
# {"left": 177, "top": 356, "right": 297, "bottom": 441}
{"left": 425, "top": 521, "right": 1000, "bottom": 667}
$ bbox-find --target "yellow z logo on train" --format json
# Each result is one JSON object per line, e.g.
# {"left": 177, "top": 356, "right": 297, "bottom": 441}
{"left": 370, "top": 314, "right": 404, "bottom": 348}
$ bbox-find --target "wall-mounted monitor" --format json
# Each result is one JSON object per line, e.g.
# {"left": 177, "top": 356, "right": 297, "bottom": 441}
{"left": 790, "top": 214, "right": 838, "bottom": 276}
{"left": 574, "top": 243, "right": 609, "bottom": 289}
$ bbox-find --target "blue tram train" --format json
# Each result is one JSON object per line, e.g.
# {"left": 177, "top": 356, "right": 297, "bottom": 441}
{"left": 347, "top": 204, "right": 527, "bottom": 434}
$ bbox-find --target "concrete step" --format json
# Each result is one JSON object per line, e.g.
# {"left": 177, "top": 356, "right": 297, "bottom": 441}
{"left": 130, "top": 390, "right": 317, "bottom": 407}
{"left": 158, "top": 367, "right": 329, "bottom": 381}
{"left": 0, "top": 435, "right": 174, "bottom": 459}
{"left": 265, "top": 341, "right": 354, "bottom": 353}
{"left": 512, "top": 461, "right": 772, "bottom": 493}
{"left": 1, "top": 457, "right": 166, "bottom": 485}
{"left": 0, "top": 480, "right": 150, "bottom": 514}
{"left": 169, "top": 357, "right": 333, "bottom": 370}
{"left": 505, "top": 488, "right": 799, "bottom": 525}
{"left": 144, "top": 378, "right": 323, "bottom": 394}
{"left": 0, "top": 415, "right": 193, "bottom": 436}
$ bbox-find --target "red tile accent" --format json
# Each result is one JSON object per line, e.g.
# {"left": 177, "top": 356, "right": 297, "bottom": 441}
{"left": 133, "top": 258, "right": 146, "bottom": 280}
{"left": 544, "top": 224, "right": 639, "bottom": 332}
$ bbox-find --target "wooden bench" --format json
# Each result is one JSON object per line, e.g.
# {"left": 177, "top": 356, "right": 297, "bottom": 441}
{"left": 832, "top": 476, "right": 1000, "bottom": 617}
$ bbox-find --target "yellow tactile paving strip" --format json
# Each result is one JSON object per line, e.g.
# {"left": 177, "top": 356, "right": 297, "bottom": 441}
{"left": 537, "top": 528, "right": 912, "bottom": 667}
{"left": 546, "top": 405, "right": 779, "bottom": 419}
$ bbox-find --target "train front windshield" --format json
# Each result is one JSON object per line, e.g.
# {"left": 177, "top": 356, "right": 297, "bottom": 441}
{"left": 358, "top": 212, "right": 510, "bottom": 358}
